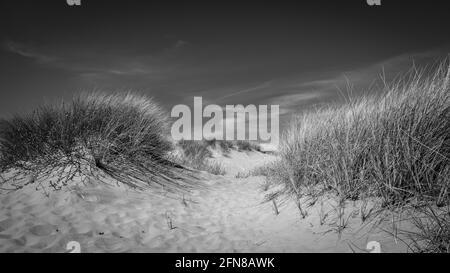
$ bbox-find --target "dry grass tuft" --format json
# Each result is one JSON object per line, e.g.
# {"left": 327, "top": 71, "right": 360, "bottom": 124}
{"left": 265, "top": 61, "right": 450, "bottom": 252}
{"left": 0, "top": 92, "right": 196, "bottom": 192}
{"left": 176, "top": 140, "right": 226, "bottom": 175}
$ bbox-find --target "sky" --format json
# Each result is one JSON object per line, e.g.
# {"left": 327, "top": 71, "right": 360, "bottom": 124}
{"left": 0, "top": 0, "right": 449, "bottom": 133}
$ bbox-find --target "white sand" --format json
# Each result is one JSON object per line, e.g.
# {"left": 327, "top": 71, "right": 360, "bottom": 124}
{"left": 0, "top": 150, "right": 412, "bottom": 253}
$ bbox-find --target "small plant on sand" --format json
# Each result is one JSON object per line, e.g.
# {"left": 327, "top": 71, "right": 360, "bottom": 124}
{"left": 272, "top": 199, "right": 280, "bottom": 215}
{"left": 235, "top": 140, "right": 261, "bottom": 152}
{"left": 217, "top": 140, "right": 234, "bottom": 153}
{"left": 202, "top": 138, "right": 234, "bottom": 153}
{"left": 178, "top": 139, "right": 212, "bottom": 160}
{"left": 235, "top": 171, "right": 251, "bottom": 179}
{"left": 202, "top": 161, "right": 226, "bottom": 175}
{"left": 177, "top": 140, "right": 226, "bottom": 175}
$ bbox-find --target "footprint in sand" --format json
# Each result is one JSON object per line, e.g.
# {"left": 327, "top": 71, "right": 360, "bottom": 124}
{"left": 12, "top": 236, "right": 27, "bottom": 247}
{"left": 95, "top": 237, "right": 130, "bottom": 252}
{"left": 29, "top": 224, "right": 56, "bottom": 236}
{"left": 0, "top": 218, "right": 15, "bottom": 232}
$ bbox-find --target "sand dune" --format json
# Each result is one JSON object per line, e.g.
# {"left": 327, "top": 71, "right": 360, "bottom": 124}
{"left": 0, "top": 150, "right": 411, "bottom": 253}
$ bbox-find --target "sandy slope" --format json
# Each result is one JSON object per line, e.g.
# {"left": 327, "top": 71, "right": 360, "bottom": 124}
{"left": 0, "top": 150, "right": 411, "bottom": 253}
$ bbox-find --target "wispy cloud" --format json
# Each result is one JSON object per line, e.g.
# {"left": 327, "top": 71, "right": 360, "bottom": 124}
{"left": 217, "top": 81, "right": 273, "bottom": 101}
{"left": 2, "top": 39, "right": 190, "bottom": 79}
{"left": 4, "top": 41, "right": 57, "bottom": 63}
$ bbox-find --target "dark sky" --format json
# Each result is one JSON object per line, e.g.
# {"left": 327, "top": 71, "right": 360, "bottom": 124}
{"left": 0, "top": 0, "right": 449, "bottom": 123}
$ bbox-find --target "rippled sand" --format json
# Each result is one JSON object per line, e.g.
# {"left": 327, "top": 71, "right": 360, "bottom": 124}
{"left": 0, "top": 151, "right": 412, "bottom": 253}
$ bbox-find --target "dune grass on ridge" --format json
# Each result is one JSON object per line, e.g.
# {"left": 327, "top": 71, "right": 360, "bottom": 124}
{"left": 0, "top": 92, "right": 194, "bottom": 192}
{"left": 264, "top": 62, "right": 450, "bottom": 252}
{"left": 280, "top": 63, "right": 450, "bottom": 204}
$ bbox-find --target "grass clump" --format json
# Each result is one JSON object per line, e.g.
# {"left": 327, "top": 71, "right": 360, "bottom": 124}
{"left": 176, "top": 139, "right": 262, "bottom": 175}
{"left": 0, "top": 92, "right": 192, "bottom": 191}
{"left": 405, "top": 205, "right": 450, "bottom": 253}
{"left": 202, "top": 138, "right": 261, "bottom": 153}
{"left": 270, "top": 62, "right": 450, "bottom": 252}
{"left": 235, "top": 140, "right": 261, "bottom": 152}
{"left": 177, "top": 140, "right": 226, "bottom": 175}
{"left": 280, "top": 63, "right": 450, "bottom": 204}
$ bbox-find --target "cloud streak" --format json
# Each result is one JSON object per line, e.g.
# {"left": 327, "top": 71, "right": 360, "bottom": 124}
{"left": 2, "top": 39, "right": 190, "bottom": 78}
{"left": 4, "top": 41, "right": 57, "bottom": 63}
